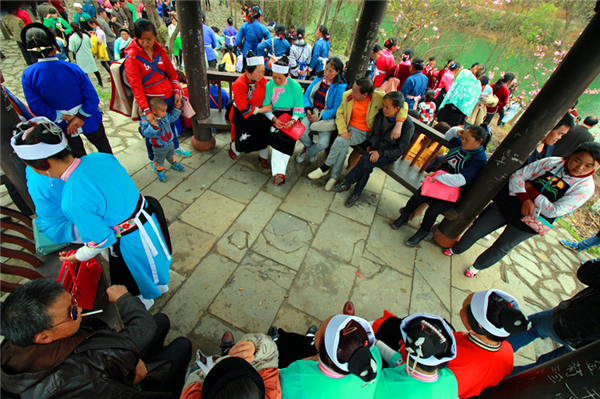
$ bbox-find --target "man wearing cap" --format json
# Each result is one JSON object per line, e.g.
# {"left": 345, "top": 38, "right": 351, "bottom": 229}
{"left": 73, "top": 3, "right": 93, "bottom": 31}
{"left": 21, "top": 22, "right": 112, "bottom": 157}
{"left": 0, "top": 278, "right": 192, "bottom": 398}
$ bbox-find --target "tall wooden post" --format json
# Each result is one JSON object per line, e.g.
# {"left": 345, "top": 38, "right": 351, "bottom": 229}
{"left": 178, "top": 1, "right": 216, "bottom": 151}
{"left": 435, "top": 4, "right": 600, "bottom": 246}
{"left": 344, "top": 0, "right": 388, "bottom": 88}
{"left": 1, "top": 89, "right": 35, "bottom": 212}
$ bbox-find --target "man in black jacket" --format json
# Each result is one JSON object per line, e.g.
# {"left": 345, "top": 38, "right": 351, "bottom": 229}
{"left": 1, "top": 278, "right": 191, "bottom": 398}
{"left": 506, "top": 259, "right": 600, "bottom": 375}
{"left": 333, "top": 91, "right": 414, "bottom": 207}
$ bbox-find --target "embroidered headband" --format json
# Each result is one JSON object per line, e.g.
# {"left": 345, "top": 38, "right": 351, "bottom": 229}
{"left": 271, "top": 64, "right": 290, "bottom": 74}
{"left": 11, "top": 117, "right": 69, "bottom": 160}
{"left": 471, "top": 289, "right": 522, "bottom": 338}
{"left": 400, "top": 313, "right": 457, "bottom": 367}
{"left": 247, "top": 56, "right": 264, "bottom": 66}
{"left": 324, "top": 315, "right": 375, "bottom": 373}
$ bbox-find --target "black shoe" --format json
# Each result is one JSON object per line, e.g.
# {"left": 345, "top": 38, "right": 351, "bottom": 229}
{"left": 306, "top": 325, "right": 317, "bottom": 336}
{"left": 333, "top": 181, "right": 352, "bottom": 193}
{"left": 345, "top": 194, "right": 360, "bottom": 207}
{"left": 268, "top": 326, "right": 279, "bottom": 341}
{"left": 406, "top": 228, "right": 429, "bottom": 247}
{"left": 220, "top": 331, "right": 234, "bottom": 356}
{"left": 391, "top": 212, "right": 409, "bottom": 230}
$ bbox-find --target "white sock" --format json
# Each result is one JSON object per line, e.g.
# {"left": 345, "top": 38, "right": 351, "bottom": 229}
{"left": 230, "top": 141, "right": 240, "bottom": 156}
{"left": 258, "top": 147, "right": 269, "bottom": 159}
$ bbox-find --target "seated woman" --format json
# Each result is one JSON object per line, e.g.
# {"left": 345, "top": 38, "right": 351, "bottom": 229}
{"left": 525, "top": 113, "right": 573, "bottom": 165}
{"left": 374, "top": 313, "right": 458, "bottom": 399}
{"left": 333, "top": 91, "right": 414, "bottom": 208}
{"left": 391, "top": 125, "right": 490, "bottom": 247}
{"left": 228, "top": 50, "right": 273, "bottom": 166}
{"left": 445, "top": 141, "right": 600, "bottom": 277}
{"left": 279, "top": 314, "right": 380, "bottom": 399}
{"left": 449, "top": 290, "right": 528, "bottom": 398}
{"left": 297, "top": 57, "right": 346, "bottom": 163}
{"left": 11, "top": 119, "right": 172, "bottom": 310}
{"left": 262, "top": 56, "right": 305, "bottom": 185}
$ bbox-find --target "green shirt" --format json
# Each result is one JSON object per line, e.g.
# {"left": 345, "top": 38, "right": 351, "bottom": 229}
{"left": 374, "top": 366, "right": 459, "bottom": 399}
{"left": 279, "top": 347, "right": 382, "bottom": 399}
{"left": 43, "top": 17, "right": 72, "bottom": 36}
{"left": 263, "top": 77, "right": 305, "bottom": 119}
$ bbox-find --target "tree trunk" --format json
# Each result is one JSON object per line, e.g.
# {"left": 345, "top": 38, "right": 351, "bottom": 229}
{"left": 317, "top": 0, "right": 326, "bottom": 28}
{"left": 323, "top": 0, "right": 333, "bottom": 27}
{"left": 143, "top": 0, "right": 163, "bottom": 38}
{"left": 168, "top": 22, "right": 180, "bottom": 60}
{"left": 302, "top": 0, "right": 310, "bottom": 29}
{"left": 329, "top": 0, "right": 343, "bottom": 36}
{"left": 344, "top": 0, "right": 363, "bottom": 56}
{"left": 276, "top": 0, "right": 281, "bottom": 23}
{"left": 283, "top": 0, "right": 290, "bottom": 28}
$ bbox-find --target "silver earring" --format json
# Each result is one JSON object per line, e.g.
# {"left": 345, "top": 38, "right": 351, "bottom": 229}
{"left": 46, "top": 170, "right": 53, "bottom": 187}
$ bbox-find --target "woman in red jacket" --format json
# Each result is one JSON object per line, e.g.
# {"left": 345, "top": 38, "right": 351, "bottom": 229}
{"left": 372, "top": 37, "right": 397, "bottom": 88}
{"left": 228, "top": 50, "right": 273, "bottom": 166}
{"left": 124, "top": 19, "right": 190, "bottom": 162}
{"left": 484, "top": 72, "right": 514, "bottom": 125}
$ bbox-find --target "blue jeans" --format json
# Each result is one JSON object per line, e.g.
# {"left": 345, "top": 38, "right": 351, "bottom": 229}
{"left": 506, "top": 309, "right": 573, "bottom": 376}
{"left": 574, "top": 232, "right": 600, "bottom": 251}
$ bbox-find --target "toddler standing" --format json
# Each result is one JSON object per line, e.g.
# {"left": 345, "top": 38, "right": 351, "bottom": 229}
{"left": 142, "top": 98, "right": 185, "bottom": 182}
{"left": 418, "top": 89, "right": 436, "bottom": 125}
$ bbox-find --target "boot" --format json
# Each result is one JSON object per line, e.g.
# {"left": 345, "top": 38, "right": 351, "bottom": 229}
{"left": 391, "top": 212, "right": 409, "bottom": 230}
{"left": 406, "top": 228, "right": 429, "bottom": 247}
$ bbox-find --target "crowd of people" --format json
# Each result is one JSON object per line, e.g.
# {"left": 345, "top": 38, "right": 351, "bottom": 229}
{"left": 1, "top": 1, "right": 599, "bottom": 398}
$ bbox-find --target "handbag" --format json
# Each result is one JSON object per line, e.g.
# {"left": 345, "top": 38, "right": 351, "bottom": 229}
{"left": 520, "top": 166, "right": 563, "bottom": 235}
{"left": 32, "top": 218, "right": 69, "bottom": 256}
{"left": 181, "top": 95, "right": 195, "bottom": 118}
{"left": 57, "top": 249, "right": 103, "bottom": 310}
{"left": 277, "top": 113, "right": 306, "bottom": 141}
{"left": 420, "top": 170, "right": 461, "bottom": 203}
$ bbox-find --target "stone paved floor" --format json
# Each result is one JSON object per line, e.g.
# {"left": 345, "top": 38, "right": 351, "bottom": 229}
{"left": 1, "top": 36, "right": 595, "bottom": 367}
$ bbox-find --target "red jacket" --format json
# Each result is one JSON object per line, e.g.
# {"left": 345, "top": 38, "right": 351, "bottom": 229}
{"left": 487, "top": 83, "right": 509, "bottom": 114}
{"left": 124, "top": 39, "right": 180, "bottom": 115}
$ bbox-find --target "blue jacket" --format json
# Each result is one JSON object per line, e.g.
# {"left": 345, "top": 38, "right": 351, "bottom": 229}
{"left": 236, "top": 20, "right": 271, "bottom": 56}
{"left": 400, "top": 71, "right": 429, "bottom": 109}
{"left": 203, "top": 24, "right": 218, "bottom": 62}
{"left": 141, "top": 107, "right": 182, "bottom": 147}
{"left": 309, "top": 38, "right": 330, "bottom": 72}
{"left": 257, "top": 37, "right": 291, "bottom": 70}
{"left": 22, "top": 57, "right": 102, "bottom": 134}
{"left": 82, "top": 3, "right": 96, "bottom": 17}
{"left": 303, "top": 76, "right": 347, "bottom": 121}
{"left": 223, "top": 25, "right": 237, "bottom": 47}
{"left": 209, "top": 85, "right": 230, "bottom": 109}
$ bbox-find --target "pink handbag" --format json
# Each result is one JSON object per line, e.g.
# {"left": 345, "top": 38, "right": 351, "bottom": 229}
{"left": 420, "top": 171, "right": 461, "bottom": 203}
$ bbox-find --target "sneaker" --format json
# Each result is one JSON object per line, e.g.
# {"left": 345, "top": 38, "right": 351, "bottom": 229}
{"left": 273, "top": 173, "right": 285, "bottom": 185}
{"left": 306, "top": 325, "right": 318, "bottom": 336}
{"left": 150, "top": 161, "right": 157, "bottom": 173}
{"left": 308, "top": 153, "right": 318, "bottom": 163}
{"left": 171, "top": 162, "right": 185, "bottom": 172}
{"left": 157, "top": 171, "right": 167, "bottom": 182}
{"left": 308, "top": 167, "right": 330, "bottom": 180}
{"left": 296, "top": 148, "right": 307, "bottom": 163}
{"left": 391, "top": 212, "right": 409, "bottom": 230}
{"left": 443, "top": 248, "right": 454, "bottom": 257}
{"left": 220, "top": 331, "right": 234, "bottom": 357}
{"left": 333, "top": 181, "right": 352, "bottom": 193}
{"left": 560, "top": 240, "right": 580, "bottom": 253}
{"left": 464, "top": 266, "right": 479, "bottom": 278}
{"left": 175, "top": 148, "right": 191, "bottom": 157}
{"left": 325, "top": 178, "right": 337, "bottom": 192}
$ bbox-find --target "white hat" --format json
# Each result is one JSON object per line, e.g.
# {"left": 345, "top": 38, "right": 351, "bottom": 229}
{"left": 471, "top": 289, "right": 522, "bottom": 338}
{"left": 10, "top": 117, "right": 69, "bottom": 161}
{"left": 246, "top": 56, "right": 264, "bottom": 66}
{"left": 73, "top": 3, "right": 82, "bottom": 8}
{"left": 400, "top": 313, "right": 457, "bottom": 367}
{"left": 271, "top": 63, "right": 289, "bottom": 74}
{"left": 323, "top": 315, "right": 375, "bottom": 372}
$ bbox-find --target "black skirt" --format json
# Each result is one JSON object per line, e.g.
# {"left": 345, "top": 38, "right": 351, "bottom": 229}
{"left": 232, "top": 106, "right": 272, "bottom": 153}
{"left": 269, "top": 110, "right": 298, "bottom": 156}
{"left": 436, "top": 103, "right": 466, "bottom": 127}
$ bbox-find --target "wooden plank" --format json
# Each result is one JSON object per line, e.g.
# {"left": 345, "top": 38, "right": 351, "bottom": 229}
{"left": 0, "top": 263, "right": 44, "bottom": 281}
{"left": 195, "top": 109, "right": 229, "bottom": 129}
{"left": 0, "top": 219, "right": 33, "bottom": 239}
{"left": 0, "top": 206, "right": 33, "bottom": 227}
{"left": 0, "top": 232, "right": 35, "bottom": 254}
{"left": 0, "top": 247, "right": 43, "bottom": 268}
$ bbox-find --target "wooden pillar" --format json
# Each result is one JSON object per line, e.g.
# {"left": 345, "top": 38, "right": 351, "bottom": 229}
{"left": 1, "top": 89, "right": 35, "bottom": 212}
{"left": 434, "top": 5, "right": 600, "bottom": 247}
{"left": 344, "top": 0, "right": 388, "bottom": 88}
{"left": 178, "top": 0, "right": 215, "bottom": 151}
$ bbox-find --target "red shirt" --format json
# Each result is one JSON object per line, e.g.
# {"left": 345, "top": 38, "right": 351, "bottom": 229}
{"left": 448, "top": 332, "right": 514, "bottom": 399}
{"left": 487, "top": 83, "right": 510, "bottom": 114}
{"left": 373, "top": 49, "right": 395, "bottom": 87}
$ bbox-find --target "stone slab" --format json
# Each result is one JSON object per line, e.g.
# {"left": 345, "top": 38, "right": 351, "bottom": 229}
{"left": 510, "top": 251, "right": 542, "bottom": 278}
{"left": 160, "top": 196, "right": 189, "bottom": 225}
{"left": 287, "top": 249, "right": 356, "bottom": 321}
{"left": 279, "top": 177, "right": 334, "bottom": 224}
{"left": 209, "top": 252, "right": 295, "bottom": 333}
{"left": 163, "top": 254, "right": 238, "bottom": 341}
{"left": 188, "top": 313, "right": 247, "bottom": 357}
{"left": 312, "top": 213, "right": 370, "bottom": 264}
{"left": 414, "top": 239, "right": 452, "bottom": 306}
{"left": 131, "top": 165, "right": 158, "bottom": 192}
{"left": 364, "top": 215, "right": 416, "bottom": 277}
{"left": 211, "top": 165, "right": 270, "bottom": 204}
{"left": 450, "top": 287, "right": 470, "bottom": 331}
{"left": 364, "top": 168, "right": 387, "bottom": 194}
{"left": 450, "top": 244, "right": 503, "bottom": 293}
{"left": 273, "top": 303, "right": 323, "bottom": 334}
{"left": 180, "top": 190, "right": 245, "bottom": 237}
{"left": 409, "top": 268, "right": 450, "bottom": 321}
{"left": 376, "top": 188, "right": 410, "bottom": 221}
{"left": 169, "top": 220, "right": 218, "bottom": 276}
{"left": 252, "top": 211, "right": 314, "bottom": 270}
{"left": 384, "top": 176, "right": 414, "bottom": 197}
{"left": 215, "top": 191, "right": 282, "bottom": 262}
{"left": 504, "top": 269, "right": 543, "bottom": 307}
{"left": 330, "top": 191, "right": 378, "bottom": 226}
{"left": 151, "top": 269, "right": 185, "bottom": 314}
{"left": 350, "top": 266, "right": 412, "bottom": 322}
{"left": 557, "top": 273, "right": 577, "bottom": 295}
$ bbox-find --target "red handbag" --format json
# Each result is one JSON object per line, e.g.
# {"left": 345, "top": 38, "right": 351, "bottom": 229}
{"left": 277, "top": 113, "right": 305, "bottom": 141}
{"left": 420, "top": 170, "right": 461, "bottom": 203}
{"left": 57, "top": 250, "right": 103, "bottom": 310}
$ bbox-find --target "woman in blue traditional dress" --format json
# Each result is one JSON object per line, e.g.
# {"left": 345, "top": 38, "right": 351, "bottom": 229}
{"left": 11, "top": 118, "right": 172, "bottom": 309}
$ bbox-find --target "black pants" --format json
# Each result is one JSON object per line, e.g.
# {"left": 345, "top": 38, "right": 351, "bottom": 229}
{"left": 140, "top": 314, "right": 192, "bottom": 398}
{"left": 484, "top": 112, "right": 496, "bottom": 125}
{"left": 452, "top": 203, "right": 535, "bottom": 270}
{"left": 67, "top": 121, "right": 113, "bottom": 158}
{"left": 275, "top": 328, "right": 317, "bottom": 369}
{"left": 106, "top": 40, "right": 115, "bottom": 63}
{"left": 100, "top": 61, "right": 111, "bottom": 75}
{"left": 402, "top": 190, "right": 456, "bottom": 232}
{"left": 16, "top": 41, "right": 35, "bottom": 66}
{"left": 346, "top": 154, "right": 396, "bottom": 196}
{"left": 436, "top": 104, "right": 466, "bottom": 127}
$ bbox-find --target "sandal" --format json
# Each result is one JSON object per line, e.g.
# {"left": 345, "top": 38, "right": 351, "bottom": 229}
{"left": 273, "top": 173, "right": 285, "bottom": 185}
{"left": 443, "top": 248, "right": 454, "bottom": 257}
{"left": 464, "top": 266, "right": 479, "bottom": 278}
